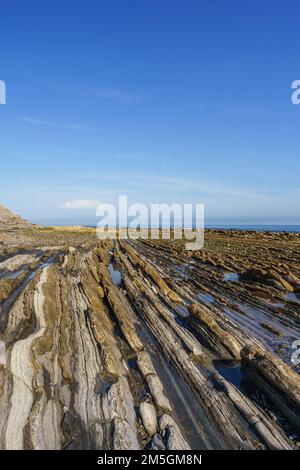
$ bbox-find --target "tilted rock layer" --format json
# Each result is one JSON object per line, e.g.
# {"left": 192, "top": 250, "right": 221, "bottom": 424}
{"left": 0, "top": 216, "right": 300, "bottom": 450}
{"left": 0, "top": 205, "right": 35, "bottom": 231}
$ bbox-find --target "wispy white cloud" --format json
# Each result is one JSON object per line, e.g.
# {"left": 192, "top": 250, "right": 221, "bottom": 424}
{"left": 91, "top": 87, "right": 143, "bottom": 103}
{"left": 70, "top": 170, "right": 279, "bottom": 202}
{"left": 16, "top": 115, "right": 98, "bottom": 131}
{"left": 25, "top": 74, "right": 143, "bottom": 103}
{"left": 5, "top": 172, "right": 300, "bottom": 223}
{"left": 114, "top": 152, "right": 149, "bottom": 160}
{"left": 60, "top": 199, "right": 99, "bottom": 209}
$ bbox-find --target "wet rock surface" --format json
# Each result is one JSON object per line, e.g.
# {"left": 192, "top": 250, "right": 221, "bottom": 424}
{"left": 0, "top": 224, "right": 300, "bottom": 450}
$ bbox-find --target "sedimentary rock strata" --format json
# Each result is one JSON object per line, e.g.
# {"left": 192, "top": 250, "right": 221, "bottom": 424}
{"left": 0, "top": 205, "right": 36, "bottom": 231}
{"left": 0, "top": 222, "right": 299, "bottom": 450}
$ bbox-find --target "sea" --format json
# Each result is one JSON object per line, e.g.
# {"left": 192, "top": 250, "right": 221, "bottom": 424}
{"left": 34, "top": 219, "right": 300, "bottom": 234}
{"left": 205, "top": 225, "right": 300, "bottom": 233}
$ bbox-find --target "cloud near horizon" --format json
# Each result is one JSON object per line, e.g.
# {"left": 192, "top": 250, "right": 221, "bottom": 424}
{"left": 60, "top": 199, "right": 99, "bottom": 209}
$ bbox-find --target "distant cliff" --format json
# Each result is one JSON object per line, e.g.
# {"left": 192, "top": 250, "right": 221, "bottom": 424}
{"left": 0, "top": 204, "right": 35, "bottom": 230}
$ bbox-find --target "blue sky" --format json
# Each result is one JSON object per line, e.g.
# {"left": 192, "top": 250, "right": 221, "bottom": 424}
{"left": 0, "top": 0, "right": 300, "bottom": 225}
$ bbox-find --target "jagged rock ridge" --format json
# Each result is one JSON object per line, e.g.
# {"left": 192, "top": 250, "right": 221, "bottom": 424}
{"left": 0, "top": 204, "right": 34, "bottom": 231}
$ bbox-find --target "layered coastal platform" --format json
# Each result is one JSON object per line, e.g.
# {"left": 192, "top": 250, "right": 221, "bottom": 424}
{"left": 0, "top": 209, "right": 300, "bottom": 450}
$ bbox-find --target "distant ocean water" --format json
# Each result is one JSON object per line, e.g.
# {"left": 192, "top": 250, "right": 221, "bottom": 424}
{"left": 205, "top": 225, "right": 300, "bottom": 233}
{"left": 35, "top": 219, "right": 300, "bottom": 234}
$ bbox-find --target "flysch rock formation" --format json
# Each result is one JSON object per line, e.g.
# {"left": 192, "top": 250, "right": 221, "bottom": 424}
{"left": 0, "top": 206, "right": 300, "bottom": 450}
{"left": 0, "top": 205, "right": 35, "bottom": 231}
